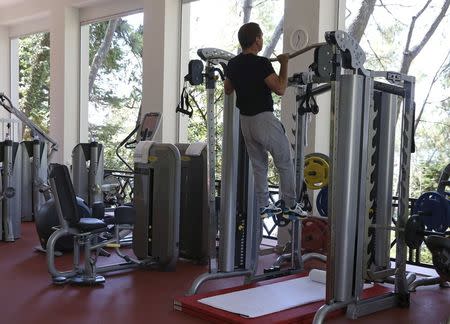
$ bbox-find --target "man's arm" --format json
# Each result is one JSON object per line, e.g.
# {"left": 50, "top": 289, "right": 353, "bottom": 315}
{"left": 224, "top": 78, "right": 235, "bottom": 95}
{"left": 264, "top": 53, "right": 289, "bottom": 96}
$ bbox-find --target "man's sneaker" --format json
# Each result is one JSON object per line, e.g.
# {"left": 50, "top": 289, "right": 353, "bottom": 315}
{"left": 283, "top": 202, "right": 308, "bottom": 219}
{"left": 260, "top": 203, "right": 282, "bottom": 219}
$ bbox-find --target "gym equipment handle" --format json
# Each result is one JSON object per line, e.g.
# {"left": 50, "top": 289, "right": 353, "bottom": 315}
{"left": 269, "top": 42, "right": 326, "bottom": 62}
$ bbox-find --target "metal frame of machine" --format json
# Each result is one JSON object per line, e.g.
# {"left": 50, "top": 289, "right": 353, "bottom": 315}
{"left": 183, "top": 47, "right": 328, "bottom": 296}
{"left": 181, "top": 29, "right": 418, "bottom": 322}
{"left": 0, "top": 93, "right": 57, "bottom": 241}
{"left": 291, "top": 30, "right": 416, "bottom": 322}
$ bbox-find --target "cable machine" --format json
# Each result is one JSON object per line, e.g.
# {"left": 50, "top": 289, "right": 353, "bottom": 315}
{"left": 175, "top": 30, "right": 417, "bottom": 323}
{"left": 178, "top": 47, "right": 328, "bottom": 295}
{"left": 0, "top": 93, "right": 58, "bottom": 241}
{"left": 284, "top": 30, "right": 416, "bottom": 322}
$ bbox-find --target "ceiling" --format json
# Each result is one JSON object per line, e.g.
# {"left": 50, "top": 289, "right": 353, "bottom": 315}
{"left": 0, "top": 0, "right": 25, "bottom": 8}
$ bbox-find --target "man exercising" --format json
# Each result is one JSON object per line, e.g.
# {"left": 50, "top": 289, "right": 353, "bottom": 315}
{"left": 224, "top": 22, "right": 307, "bottom": 220}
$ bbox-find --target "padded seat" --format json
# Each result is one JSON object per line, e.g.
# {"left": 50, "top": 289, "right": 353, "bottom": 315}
{"left": 426, "top": 235, "right": 450, "bottom": 250}
{"left": 76, "top": 218, "right": 107, "bottom": 232}
{"left": 113, "top": 206, "right": 136, "bottom": 225}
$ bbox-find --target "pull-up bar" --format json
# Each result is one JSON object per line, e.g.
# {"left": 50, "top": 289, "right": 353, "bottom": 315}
{"left": 269, "top": 42, "right": 326, "bottom": 62}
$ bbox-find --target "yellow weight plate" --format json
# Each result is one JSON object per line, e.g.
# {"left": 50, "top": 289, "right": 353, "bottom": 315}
{"left": 304, "top": 155, "right": 329, "bottom": 190}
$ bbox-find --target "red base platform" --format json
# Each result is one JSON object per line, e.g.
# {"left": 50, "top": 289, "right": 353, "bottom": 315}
{"left": 174, "top": 273, "right": 392, "bottom": 324}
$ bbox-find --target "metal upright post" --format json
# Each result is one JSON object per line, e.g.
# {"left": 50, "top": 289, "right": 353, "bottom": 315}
{"left": 294, "top": 87, "right": 307, "bottom": 199}
{"left": 205, "top": 64, "right": 219, "bottom": 273}
{"left": 32, "top": 139, "right": 46, "bottom": 219}
{"left": 187, "top": 48, "right": 262, "bottom": 295}
{"left": 395, "top": 79, "right": 415, "bottom": 302}
{"left": 373, "top": 92, "right": 398, "bottom": 270}
{"left": 329, "top": 74, "right": 365, "bottom": 302}
{"left": 292, "top": 86, "right": 309, "bottom": 270}
{"left": 32, "top": 139, "right": 41, "bottom": 216}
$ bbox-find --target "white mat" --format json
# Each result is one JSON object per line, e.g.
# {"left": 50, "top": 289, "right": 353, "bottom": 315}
{"left": 198, "top": 270, "right": 371, "bottom": 318}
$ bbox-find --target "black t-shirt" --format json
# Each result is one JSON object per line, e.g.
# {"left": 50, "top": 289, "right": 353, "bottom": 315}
{"left": 225, "top": 53, "right": 275, "bottom": 116}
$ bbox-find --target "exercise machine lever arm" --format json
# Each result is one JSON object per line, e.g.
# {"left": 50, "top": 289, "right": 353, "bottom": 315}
{"left": 0, "top": 93, "right": 58, "bottom": 155}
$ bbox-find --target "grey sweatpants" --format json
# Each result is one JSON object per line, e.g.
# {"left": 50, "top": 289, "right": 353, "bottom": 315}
{"left": 239, "top": 112, "right": 296, "bottom": 209}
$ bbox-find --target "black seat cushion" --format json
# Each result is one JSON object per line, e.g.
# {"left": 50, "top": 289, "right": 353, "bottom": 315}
{"left": 113, "top": 206, "right": 136, "bottom": 225}
{"left": 76, "top": 218, "right": 107, "bottom": 232}
{"left": 49, "top": 164, "right": 81, "bottom": 226}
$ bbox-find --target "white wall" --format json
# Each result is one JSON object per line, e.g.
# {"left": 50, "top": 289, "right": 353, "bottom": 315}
{"left": 49, "top": 5, "right": 80, "bottom": 163}
{"left": 0, "top": 27, "right": 11, "bottom": 107}
{"left": 142, "top": 0, "right": 182, "bottom": 143}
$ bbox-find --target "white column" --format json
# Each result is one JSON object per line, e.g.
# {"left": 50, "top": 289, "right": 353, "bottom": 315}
{"left": 177, "top": 2, "right": 191, "bottom": 143}
{"left": 10, "top": 38, "right": 22, "bottom": 140}
{"left": 9, "top": 39, "right": 19, "bottom": 107}
{"left": 49, "top": 6, "right": 80, "bottom": 164}
{"left": 0, "top": 27, "right": 11, "bottom": 120}
{"left": 79, "top": 24, "right": 89, "bottom": 143}
{"left": 142, "top": 0, "right": 182, "bottom": 143}
{"left": 0, "top": 29, "right": 22, "bottom": 141}
{"left": 277, "top": 0, "right": 344, "bottom": 247}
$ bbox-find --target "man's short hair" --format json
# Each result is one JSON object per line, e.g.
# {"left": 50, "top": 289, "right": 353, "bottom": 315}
{"left": 238, "top": 22, "right": 262, "bottom": 50}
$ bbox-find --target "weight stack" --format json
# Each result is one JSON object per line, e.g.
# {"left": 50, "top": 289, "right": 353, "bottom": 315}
{"left": 176, "top": 143, "right": 208, "bottom": 263}
{"left": 133, "top": 141, "right": 180, "bottom": 270}
{"left": 0, "top": 140, "right": 22, "bottom": 241}
{"left": 20, "top": 139, "right": 48, "bottom": 222}
{"left": 72, "top": 142, "right": 104, "bottom": 207}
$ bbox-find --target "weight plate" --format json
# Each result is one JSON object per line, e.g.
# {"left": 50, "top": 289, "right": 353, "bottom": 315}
{"left": 405, "top": 215, "right": 425, "bottom": 249}
{"left": 316, "top": 187, "right": 328, "bottom": 217}
{"left": 302, "top": 218, "right": 328, "bottom": 253}
{"left": 305, "top": 152, "right": 330, "bottom": 163}
{"left": 412, "top": 191, "right": 449, "bottom": 232}
{"left": 304, "top": 155, "right": 329, "bottom": 190}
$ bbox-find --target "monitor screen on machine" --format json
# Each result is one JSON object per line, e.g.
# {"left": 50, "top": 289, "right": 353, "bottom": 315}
{"left": 139, "top": 112, "right": 161, "bottom": 141}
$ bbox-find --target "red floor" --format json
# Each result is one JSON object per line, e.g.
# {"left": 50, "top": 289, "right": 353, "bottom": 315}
{"left": 0, "top": 223, "right": 449, "bottom": 324}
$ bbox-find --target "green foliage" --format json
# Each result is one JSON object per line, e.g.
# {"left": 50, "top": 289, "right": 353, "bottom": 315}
{"left": 89, "top": 121, "right": 123, "bottom": 169}
{"left": 89, "top": 21, "right": 124, "bottom": 73}
{"left": 410, "top": 101, "right": 450, "bottom": 197}
{"left": 88, "top": 15, "right": 143, "bottom": 170}
{"left": 352, "top": 1, "right": 450, "bottom": 200}
{"left": 364, "top": 22, "right": 403, "bottom": 71}
{"left": 19, "top": 32, "right": 50, "bottom": 138}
